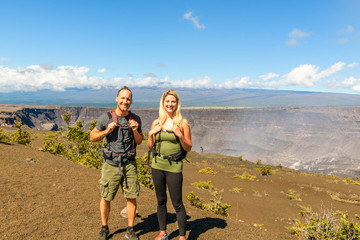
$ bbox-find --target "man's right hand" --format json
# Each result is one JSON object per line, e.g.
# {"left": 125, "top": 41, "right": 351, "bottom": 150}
{"left": 106, "top": 122, "right": 118, "bottom": 134}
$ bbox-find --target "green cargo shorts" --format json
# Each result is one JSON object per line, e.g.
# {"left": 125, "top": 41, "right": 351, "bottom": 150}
{"left": 99, "top": 161, "right": 140, "bottom": 201}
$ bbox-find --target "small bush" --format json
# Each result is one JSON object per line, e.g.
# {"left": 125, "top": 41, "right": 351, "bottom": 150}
{"left": 233, "top": 171, "right": 256, "bottom": 181}
{"left": 229, "top": 187, "right": 243, "bottom": 193}
{"left": 286, "top": 189, "right": 302, "bottom": 201}
{"left": 0, "top": 128, "right": 10, "bottom": 142}
{"left": 342, "top": 178, "right": 360, "bottom": 186}
{"left": 291, "top": 206, "right": 360, "bottom": 239}
{"left": 11, "top": 122, "right": 32, "bottom": 146}
{"left": 136, "top": 156, "right": 154, "bottom": 190}
{"left": 260, "top": 166, "right": 272, "bottom": 176}
{"left": 192, "top": 181, "right": 214, "bottom": 190}
{"left": 187, "top": 182, "right": 231, "bottom": 217}
{"left": 256, "top": 160, "right": 262, "bottom": 165}
{"left": 198, "top": 166, "right": 216, "bottom": 174}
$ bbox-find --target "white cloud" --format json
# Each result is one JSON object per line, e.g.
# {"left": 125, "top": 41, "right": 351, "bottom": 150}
{"left": 97, "top": 68, "right": 107, "bottom": 73}
{"left": 280, "top": 62, "right": 346, "bottom": 87}
{"left": 285, "top": 29, "right": 310, "bottom": 46}
{"left": 348, "top": 62, "right": 358, "bottom": 68}
{"left": 329, "top": 76, "right": 360, "bottom": 93}
{"left": 341, "top": 77, "right": 358, "bottom": 87}
{"left": 0, "top": 65, "right": 103, "bottom": 92}
{"left": 183, "top": 11, "right": 206, "bottom": 30}
{"left": 0, "top": 62, "right": 357, "bottom": 93}
{"left": 260, "top": 72, "right": 279, "bottom": 81}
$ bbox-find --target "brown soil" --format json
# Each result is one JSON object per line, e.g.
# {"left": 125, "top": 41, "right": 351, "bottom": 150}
{"left": 1, "top": 130, "right": 359, "bottom": 240}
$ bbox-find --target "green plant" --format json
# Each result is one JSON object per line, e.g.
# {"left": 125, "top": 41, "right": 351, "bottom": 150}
{"left": 198, "top": 166, "right": 216, "bottom": 174}
{"left": 233, "top": 171, "right": 256, "bottom": 181}
{"left": 136, "top": 156, "right": 154, "bottom": 190}
{"left": 256, "top": 160, "right": 262, "bottom": 165}
{"left": 11, "top": 122, "right": 32, "bottom": 146}
{"left": 0, "top": 128, "right": 10, "bottom": 142}
{"left": 342, "top": 178, "right": 360, "bottom": 186}
{"left": 260, "top": 166, "right": 272, "bottom": 176}
{"left": 291, "top": 206, "right": 360, "bottom": 239}
{"left": 286, "top": 189, "right": 302, "bottom": 201}
{"left": 62, "top": 111, "right": 71, "bottom": 126}
{"left": 187, "top": 181, "right": 231, "bottom": 217}
{"left": 43, "top": 131, "right": 66, "bottom": 155}
{"left": 238, "top": 155, "right": 243, "bottom": 161}
{"left": 42, "top": 119, "right": 104, "bottom": 169}
{"left": 229, "top": 187, "right": 243, "bottom": 193}
{"left": 192, "top": 181, "right": 214, "bottom": 190}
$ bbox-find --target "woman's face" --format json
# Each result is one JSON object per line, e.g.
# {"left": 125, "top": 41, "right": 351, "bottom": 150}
{"left": 164, "top": 94, "right": 178, "bottom": 114}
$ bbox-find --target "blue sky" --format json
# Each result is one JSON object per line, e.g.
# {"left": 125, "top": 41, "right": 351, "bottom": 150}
{"left": 0, "top": 0, "right": 360, "bottom": 94}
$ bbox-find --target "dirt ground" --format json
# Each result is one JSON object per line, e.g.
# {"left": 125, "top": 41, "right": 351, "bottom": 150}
{"left": 1, "top": 132, "right": 360, "bottom": 240}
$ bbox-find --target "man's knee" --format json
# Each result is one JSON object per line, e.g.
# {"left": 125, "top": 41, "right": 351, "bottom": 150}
{"left": 127, "top": 198, "right": 137, "bottom": 205}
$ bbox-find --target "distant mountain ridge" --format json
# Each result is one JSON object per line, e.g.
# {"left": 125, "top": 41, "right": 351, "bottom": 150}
{"left": 1, "top": 104, "right": 360, "bottom": 177}
{"left": 2, "top": 87, "right": 360, "bottom": 108}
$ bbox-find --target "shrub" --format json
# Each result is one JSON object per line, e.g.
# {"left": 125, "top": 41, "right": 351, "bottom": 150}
{"left": 233, "top": 171, "right": 256, "bottom": 181}
{"left": 136, "top": 156, "right": 154, "bottom": 190}
{"left": 342, "top": 178, "right": 360, "bottom": 186}
{"left": 11, "top": 122, "right": 32, "bottom": 146}
{"left": 0, "top": 128, "right": 10, "bottom": 142}
{"left": 256, "top": 160, "right": 262, "bottom": 165}
{"left": 260, "top": 166, "right": 272, "bottom": 176}
{"left": 192, "top": 181, "right": 214, "bottom": 190}
{"left": 42, "top": 119, "right": 104, "bottom": 169}
{"left": 291, "top": 206, "right": 360, "bottom": 239}
{"left": 286, "top": 189, "right": 302, "bottom": 201}
{"left": 43, "top": 131, "right": 67, "bottom": 155}
{"left": 187, "top": 181, "right": 231, "bottom": 217}
{"left": 198, "top": 166, "right": 216, "bottom": 174}
{"left": 229, "top": 187, "right": 243, "bottom": 193}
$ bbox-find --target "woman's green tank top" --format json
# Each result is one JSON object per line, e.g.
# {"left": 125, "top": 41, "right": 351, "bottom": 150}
{"left": 151, "top": 130, "right": 183, "bottom": 173}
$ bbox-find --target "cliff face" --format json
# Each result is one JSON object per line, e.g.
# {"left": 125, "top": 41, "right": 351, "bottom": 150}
{"left": 1, "top": 104, "right": 360, "bottom": 177}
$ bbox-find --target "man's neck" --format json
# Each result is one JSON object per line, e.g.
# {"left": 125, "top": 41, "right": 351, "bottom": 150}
{"left": 115, "top": 108, "right": 129, "bottom": 117}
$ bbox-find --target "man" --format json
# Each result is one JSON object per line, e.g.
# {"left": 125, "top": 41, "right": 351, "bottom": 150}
{"left": 90, "top": 86, "right": 143, "bottom": 240}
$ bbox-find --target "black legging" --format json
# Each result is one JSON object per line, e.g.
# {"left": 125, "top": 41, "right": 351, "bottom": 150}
{"left": 151, "top": 168, "right": 186, "bottom": 236}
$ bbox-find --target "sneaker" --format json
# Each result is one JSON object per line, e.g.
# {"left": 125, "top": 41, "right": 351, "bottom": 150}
{"left": 155, "top": 232, "right": 168, "bottom": 240}
{"left": 98, "top": 226, "right": 109, "bottom": 240}
{"left": 125, "top": 227, "right": 139, "bottom": 240}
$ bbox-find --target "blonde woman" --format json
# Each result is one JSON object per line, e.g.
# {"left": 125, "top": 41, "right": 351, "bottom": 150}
{"left": 148, "top": 89, "right": 192, "bottom": 240}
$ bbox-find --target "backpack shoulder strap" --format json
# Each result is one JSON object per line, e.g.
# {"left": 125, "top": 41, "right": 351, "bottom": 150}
{"left": 108, "top": 110, "right": 118, "bottom": 125}
{"left": 129, "top": 111, "right": 136, "bottom": 121}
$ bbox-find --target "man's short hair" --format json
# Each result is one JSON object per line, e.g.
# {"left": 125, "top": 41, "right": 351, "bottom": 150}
{"left": 117, "top": 86, "right": 132, "bottom": 99}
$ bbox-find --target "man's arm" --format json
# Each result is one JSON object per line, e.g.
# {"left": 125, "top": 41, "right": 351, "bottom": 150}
{"left": 90, "top": 122, "right": 117, "bottom": 142}
{"left": 133, "top": 129, "right": 144, "bottom": 145}
{"left": 129, "top": 117, "right": 144, "bottom": 145}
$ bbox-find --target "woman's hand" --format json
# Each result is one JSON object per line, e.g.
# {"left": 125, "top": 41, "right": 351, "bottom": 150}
{"left": 149, "top": 124, "right": 162, "bottom": 137}
{"left": 171, "top": 124, "right": 183, "bottom": 138}
{"left": 147, "top": 121, "right": 162, "bottom": 149}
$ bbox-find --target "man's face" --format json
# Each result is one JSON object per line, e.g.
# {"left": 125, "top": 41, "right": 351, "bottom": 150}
{"left": 116, "top": 89, "right": 132, "bottom": 111}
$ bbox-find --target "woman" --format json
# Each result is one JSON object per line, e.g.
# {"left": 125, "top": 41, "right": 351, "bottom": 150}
{"left": 148, "top": 89, "right": 192, "bottom": 240}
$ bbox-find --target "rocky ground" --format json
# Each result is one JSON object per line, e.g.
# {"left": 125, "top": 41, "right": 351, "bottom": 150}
{"left": 1, "top": 129, "right": 360, "bottom": 239}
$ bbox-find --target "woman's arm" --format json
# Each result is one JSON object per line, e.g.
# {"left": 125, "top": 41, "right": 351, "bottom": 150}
{"left": 147, "top": 120, "right": 162, "bottom": 149}
{"left": 172, "top": 118, "right": 192, "bottom": 152}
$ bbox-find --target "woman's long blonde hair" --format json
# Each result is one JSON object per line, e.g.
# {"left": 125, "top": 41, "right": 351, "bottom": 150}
{"left": 158, "top": 89, "right": 183, "bottom": 127}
